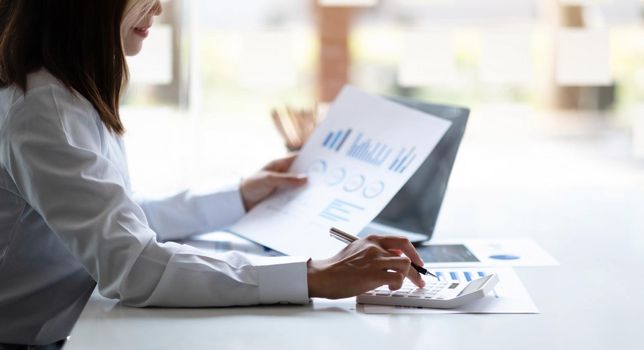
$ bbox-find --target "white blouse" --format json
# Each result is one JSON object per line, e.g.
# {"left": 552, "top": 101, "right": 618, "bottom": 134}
{"left": 0, "top": 70, "right": 308, "bottom": 346}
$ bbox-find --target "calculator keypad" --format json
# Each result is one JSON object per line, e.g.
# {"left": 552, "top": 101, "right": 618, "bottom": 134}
{"left": 357, "top": 274, "right": 498, "bottom": 309}
{"left": 364, "top": 281, "right": 452, "bottom": 299}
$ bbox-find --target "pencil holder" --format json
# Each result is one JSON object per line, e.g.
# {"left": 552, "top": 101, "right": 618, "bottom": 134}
{"left": 270, "top": 104, "right": 320, "bottom": 151}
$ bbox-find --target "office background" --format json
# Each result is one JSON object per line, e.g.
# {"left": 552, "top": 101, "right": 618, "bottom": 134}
{"left": 121, "top": 0, "right": 644, "bottom": 204}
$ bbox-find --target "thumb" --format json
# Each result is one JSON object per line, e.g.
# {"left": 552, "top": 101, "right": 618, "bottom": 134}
{"left": 264, "top": 153, "right": 298, "bottom": 171}
{"left": 267, "top": 172, "right": 308, "bottom": 186}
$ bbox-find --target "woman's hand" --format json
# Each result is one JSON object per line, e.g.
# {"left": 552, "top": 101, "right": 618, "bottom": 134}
{"left": 240, "top": 154, "right": 308, "bottom": 211}
{"left": 307, "top": 235, "right": 426, "bottom": 299}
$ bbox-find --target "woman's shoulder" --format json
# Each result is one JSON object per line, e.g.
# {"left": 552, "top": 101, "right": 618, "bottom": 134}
{"left": 25, "top": 69, "right": 96, "bottom": 113}
{"left": 26, "top": 68, "right": 66, "bottom": 92}
{"left": 1, "top": 69, "right": 106, "bottom": 149}
{"left": 2, "top": 69, "right": 94, "bottom": 115}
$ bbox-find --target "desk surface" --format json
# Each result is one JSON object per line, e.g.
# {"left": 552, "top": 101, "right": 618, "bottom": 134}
{"left": 64, "top": 186, "right": 644, "bottom": 350}
{"left": 66, "top": 107, "right": 644, "bottom": 349}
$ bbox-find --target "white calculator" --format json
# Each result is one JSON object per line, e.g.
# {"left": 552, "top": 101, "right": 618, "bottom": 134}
{"left": 357, "top": 274, "right": 499, "bottom": 309}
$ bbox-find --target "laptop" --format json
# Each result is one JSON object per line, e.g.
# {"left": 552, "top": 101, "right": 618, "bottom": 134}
{"left": 358, "top": 97, "right": 469, "bottom": 244}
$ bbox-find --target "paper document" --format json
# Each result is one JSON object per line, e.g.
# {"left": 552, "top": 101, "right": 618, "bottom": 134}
{"left": 229, "top": 86, "right": 451, "bottom": 258}
{"left": 359, "top": 267, "right": 539, "bottom": 314}
{"left": 418, "top": 238, "right": 559, "bottom": 268}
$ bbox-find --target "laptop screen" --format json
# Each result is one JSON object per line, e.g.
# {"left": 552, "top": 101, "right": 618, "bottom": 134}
{"left": 372, "top": 97, "right": 469, "bottom": 241}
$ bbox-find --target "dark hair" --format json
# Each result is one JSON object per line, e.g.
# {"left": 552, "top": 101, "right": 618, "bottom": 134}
{"left": 0, "top": 0, "right": 130, "bottom": 134}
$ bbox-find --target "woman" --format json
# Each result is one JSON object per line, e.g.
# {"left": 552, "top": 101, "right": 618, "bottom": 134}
{"left": 0, "top": 0, "right": 426, "bottom": 347}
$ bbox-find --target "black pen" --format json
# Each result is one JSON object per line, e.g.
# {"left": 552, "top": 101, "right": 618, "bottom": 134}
{"left": 329, "top": 227, "right": 437, "bottom": 279}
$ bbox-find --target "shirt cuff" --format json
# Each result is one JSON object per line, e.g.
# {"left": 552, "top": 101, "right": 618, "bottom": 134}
{"left": 252, "top": 256, "right": 310, "bottom": 304}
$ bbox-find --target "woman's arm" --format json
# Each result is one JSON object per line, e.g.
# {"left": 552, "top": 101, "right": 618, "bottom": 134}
{"left": 134, "top": 153, "right": 307, "bottom": 242}
{"left": 0, "top": 86, "right": 309, "bottom": 307}
{"left": 135, "top": 185, "right": 246, "bottom": 242}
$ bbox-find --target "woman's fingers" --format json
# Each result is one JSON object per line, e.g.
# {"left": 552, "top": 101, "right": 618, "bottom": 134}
{"left": 367, "top": 235, "right": 424, "bottom": 267}
{"left": 266, "top": 172, "right": 308, "bottom": 187}
{"left": 375, "top": 256, "right": 411, "bottom": 273}
{"left": 380, "top": 271, "right": 406, "bottom": 291}
{"left": 376, "top": 256, "right": 426, "bottom": 289}
{"left": 406, "top": 267, "right": 426, "bottom": 288}
{"left": 264, "top": 153, "right": 298, "bottom": 171}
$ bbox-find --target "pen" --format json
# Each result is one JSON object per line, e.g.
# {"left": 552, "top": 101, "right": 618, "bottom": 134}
{"left": 329, "top": 227, "right": 437, "bottom": 279}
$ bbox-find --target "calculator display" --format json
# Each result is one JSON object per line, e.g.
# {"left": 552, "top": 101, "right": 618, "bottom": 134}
{"left": 458, "top": 276, "right": 491, "bottom": 296}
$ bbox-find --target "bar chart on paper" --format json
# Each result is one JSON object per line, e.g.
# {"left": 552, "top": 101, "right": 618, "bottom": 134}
{"left": 323, "top": 129, "right": 353, "bottom": 152}
{"left": 389, "top": 147, "right": 417, "bottom": 174}
{"left": 346, "top": 133, "right": 393, "bottom": 166}
{"left": 323, "top": 126, "right": 420, "bottom": 175}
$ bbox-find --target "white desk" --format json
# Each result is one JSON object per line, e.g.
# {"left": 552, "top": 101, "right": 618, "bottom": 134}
{"left": 64, "top": 187, "right": 644, "bottom": 350}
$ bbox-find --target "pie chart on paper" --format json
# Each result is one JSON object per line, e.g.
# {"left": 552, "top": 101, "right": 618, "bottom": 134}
{"left": 489, "top": 254, "right": 520, "bottom": 260}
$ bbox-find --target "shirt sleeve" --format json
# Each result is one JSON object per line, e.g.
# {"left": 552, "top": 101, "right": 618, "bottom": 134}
{"left": 135, "top": 184, "right": 247, "bottom": 242}
{"left": 0, "top": 85, "right": 310, "bottom": 307}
